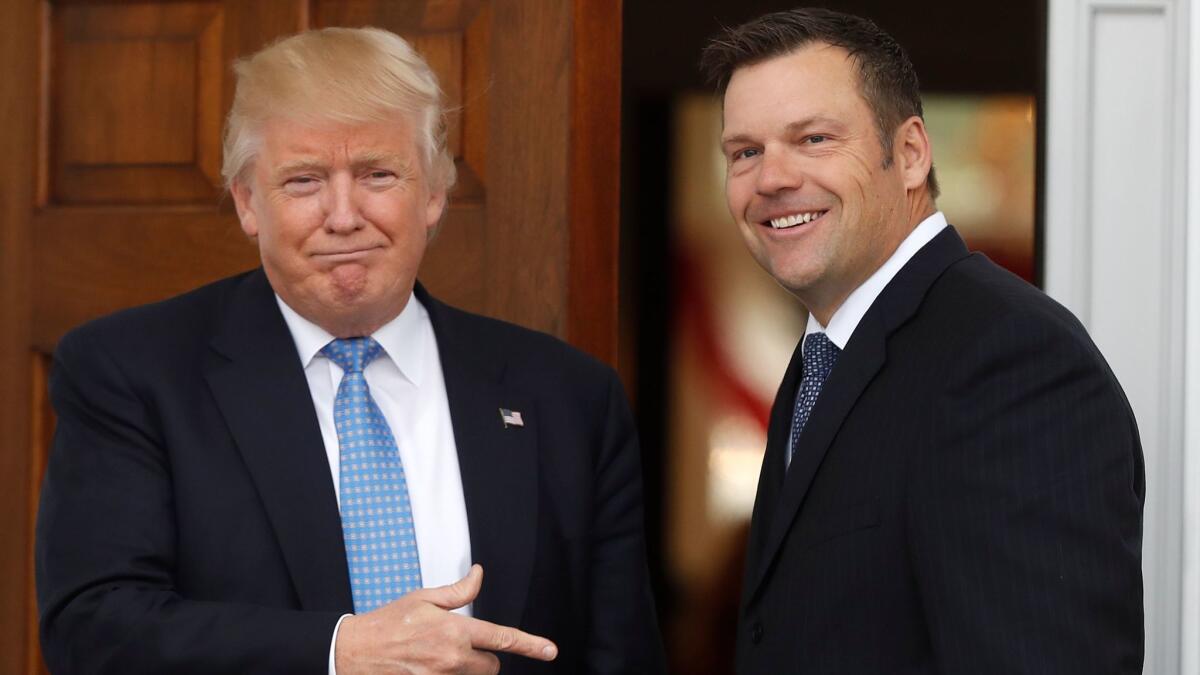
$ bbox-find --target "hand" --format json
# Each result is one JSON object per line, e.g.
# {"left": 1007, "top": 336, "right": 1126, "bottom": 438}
{"left": 334, "top": 564, "right": 558, "bottom": 674}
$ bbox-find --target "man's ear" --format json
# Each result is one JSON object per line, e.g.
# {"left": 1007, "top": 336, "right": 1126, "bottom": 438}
{"left": 425, "top": 185, "right": 448, "bottom": 234}
{"left": 230, "top": 177, "right": 259, "bottom": 240}
{"left": 895, "top": 116, "right": 933, "bottom": 192}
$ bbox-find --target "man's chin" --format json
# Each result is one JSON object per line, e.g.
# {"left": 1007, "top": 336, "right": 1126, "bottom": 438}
{"left": 754, "top": 253, "right": 822, "bottom": 290}
{"left": 327, "top": 264, "right": 371, "bottom": 299}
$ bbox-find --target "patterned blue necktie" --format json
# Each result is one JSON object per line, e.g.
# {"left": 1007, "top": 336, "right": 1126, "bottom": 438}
{"left": 321, "top": 337, "right": 422, "bottom": 612}
{"left": 786, "top": 332, "right": 841, "bottom": 468}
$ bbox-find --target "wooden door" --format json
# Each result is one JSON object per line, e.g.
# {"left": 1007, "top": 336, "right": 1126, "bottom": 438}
{"left": 0, "top": 1, "right": 621, "bottom": 672}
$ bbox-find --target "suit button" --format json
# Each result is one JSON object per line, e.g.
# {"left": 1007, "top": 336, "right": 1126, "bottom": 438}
{"left": 751, "top": 621, "right": 764, "bottom": 644}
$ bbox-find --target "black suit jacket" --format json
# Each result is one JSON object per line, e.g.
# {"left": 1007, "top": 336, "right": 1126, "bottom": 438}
{"left": 36, "top": 269, "right": 665, "bottom": 674}
{"left": 736, "top": 227, "right": 1144, "bottom": 674}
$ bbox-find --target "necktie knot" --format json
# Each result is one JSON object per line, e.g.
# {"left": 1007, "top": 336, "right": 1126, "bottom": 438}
{"left": 802, "top": 332, "right": 840, "bottom": 380}
{"left": 321, "top": 337, "right": 384, "bottom": 374}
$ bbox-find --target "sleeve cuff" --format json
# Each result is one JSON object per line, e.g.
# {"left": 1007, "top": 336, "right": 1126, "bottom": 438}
{"left": 328, "top": 613, "right": 353, "bottom": 675}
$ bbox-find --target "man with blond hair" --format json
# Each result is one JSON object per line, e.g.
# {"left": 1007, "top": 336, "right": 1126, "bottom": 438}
{"left": 36, "top": 27, "right": 664, "bottom": 674}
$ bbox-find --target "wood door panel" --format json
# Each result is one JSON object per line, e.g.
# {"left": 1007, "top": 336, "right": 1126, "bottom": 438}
{"left": 315, "top": 0, "right": 486, "bottom": 32}
{"left": 59, "top": 40, "right": 198, "bottom": 165}
{"left": 31, "top": 207, "right": 257, "bottom": 353}
{"left": 1, "top": 0, "right": 42, "bottom": 668}
{"left": 567, "top": 0, "right": 621, "bottom": 359}
{"left": 53, "top": 165, "right": 220, "bottom": 205}
{"left": 460, "top": 2, "right": 490, "bottom": 188}
{"left": 481, "top": 0, "right": 570, "bottom": 335}
{"left": 51, "top": 2, "right": 225, "bottom": 205}
{"left": 418, "top": 205, "right": 489, "bottom": 316}
{"left": 26, "top": 352, "right": 54, "bottom": 675}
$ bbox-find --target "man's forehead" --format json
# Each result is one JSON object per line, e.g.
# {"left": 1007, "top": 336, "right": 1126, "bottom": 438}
{"left": 269, "top": 149, "right": 409, "bottom": 167}
{"left": 722, "top": 44, "right": 865, "bottom": 128}
{"left": 259, "top": 118, "right": 415, "bottom": 167}
{"left": 725, "top": 42, "right": 858, "bottom": 94}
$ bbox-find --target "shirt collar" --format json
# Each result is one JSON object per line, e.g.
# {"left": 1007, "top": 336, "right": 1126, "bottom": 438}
{"left": 805, "top": 211, "right": 949, "bottom": 349}
{"left": 274, "top": 292, "right": 428, "bottom": 386}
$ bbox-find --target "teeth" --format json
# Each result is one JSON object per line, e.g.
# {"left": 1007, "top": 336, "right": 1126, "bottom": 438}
{"left": 769, "top": 211, "right": 824, "bottom": 229}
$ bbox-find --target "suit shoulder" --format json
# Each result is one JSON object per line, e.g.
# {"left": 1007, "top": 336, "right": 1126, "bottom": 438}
{"left": 918, "top": 254, "right": 1123, "bottom": 382}
{"left": 934, "top": 253, "right": 1087, "bottom": 337}
{"left": 57, "top": 270, "right": 254, "bottom": 362}
{"left": 429, "top": 301, "right": 617, "bottom": 383}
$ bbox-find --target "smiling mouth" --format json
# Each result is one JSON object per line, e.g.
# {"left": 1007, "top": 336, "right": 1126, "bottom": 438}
{"left": 763, "top": 210, "right": 829, "bottom": 230}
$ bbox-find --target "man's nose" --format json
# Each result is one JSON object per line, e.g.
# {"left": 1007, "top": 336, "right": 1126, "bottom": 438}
{"left": 754, "top": 149, "right": 802, "bottom": 195}
{"left": 323, "top": 174, "right": 363, "bottom": 233}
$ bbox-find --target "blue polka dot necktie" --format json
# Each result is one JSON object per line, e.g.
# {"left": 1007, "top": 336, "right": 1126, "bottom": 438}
{"left": 321, "top": 337, "right": 422, "bottom": 612}
{"left": 786, "top": 332, "right": 841, "bottom": 469}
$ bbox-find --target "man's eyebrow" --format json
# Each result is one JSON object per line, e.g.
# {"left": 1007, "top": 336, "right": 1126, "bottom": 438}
{"left": 721, "top": 132, "right": 758, "bottom": 148}
{"left": 272, "top": 159, "right": 327, "bottom": 177}
{"left": 721, "top": 116, "right": 848, "bottom": 147}
{"left": 350, "top": 152, "right": 409, "bottom": 170}
{"left": 785, "top": 116, "right": 846, "bottom": 134}
{"left": 271, "top": 153, "right": 411, "bottom": 177}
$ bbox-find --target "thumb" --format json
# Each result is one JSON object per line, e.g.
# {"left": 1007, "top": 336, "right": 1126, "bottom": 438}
{"left": 426, "top": 564, "right": 483, "bottom": 610}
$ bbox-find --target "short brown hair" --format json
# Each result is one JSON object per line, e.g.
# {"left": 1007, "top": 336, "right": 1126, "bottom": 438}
{"left": 701, "top": 8, "right": 939, "bottom": 198}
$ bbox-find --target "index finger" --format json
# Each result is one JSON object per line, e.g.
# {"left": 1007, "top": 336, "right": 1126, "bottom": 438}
{"left": 464, "top": 616, "right": 558, "bottom": 661}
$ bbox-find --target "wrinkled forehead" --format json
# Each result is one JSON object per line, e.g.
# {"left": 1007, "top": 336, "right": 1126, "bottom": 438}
{"left": 253, "top": 117, "right": 420, "bottom": 173}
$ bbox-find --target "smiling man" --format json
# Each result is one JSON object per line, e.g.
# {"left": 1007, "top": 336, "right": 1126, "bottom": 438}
{"left": 35, "top": 27, "right": 664, "bottom": 675}
{"left": 702, "top": 9, "right": 1145, "bottom": 674}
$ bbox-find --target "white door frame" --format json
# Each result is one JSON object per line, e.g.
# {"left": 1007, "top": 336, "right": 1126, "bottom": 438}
{"left": 1046, "top": 0, "right": 1195, "bottom": 671}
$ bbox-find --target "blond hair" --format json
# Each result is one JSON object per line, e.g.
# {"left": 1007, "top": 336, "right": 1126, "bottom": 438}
{"left": 221, "top": 27, "right": 457, "bottom": 192}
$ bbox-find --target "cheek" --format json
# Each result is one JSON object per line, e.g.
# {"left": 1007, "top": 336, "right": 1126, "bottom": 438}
{"left": 361, "top": 202, "right": 407, "bottom": 238}
{"left": 262, "top": 202, "right": 320, "bottom": 248}
{"left": 725, "top": 176, "right": 753, "bottom": 218}
{"left": 818, "top": 165, "right": 871, "bottom": 213}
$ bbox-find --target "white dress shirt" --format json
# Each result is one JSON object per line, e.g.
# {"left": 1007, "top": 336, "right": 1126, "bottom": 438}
{"left": 274, "top": 292, "right": 473, "bottom": 673}
{"left": 804, "top": 211, "right": 948, "bottom": 347}
{"left": 786, "top": 212, "right": 948, "bottom": 467}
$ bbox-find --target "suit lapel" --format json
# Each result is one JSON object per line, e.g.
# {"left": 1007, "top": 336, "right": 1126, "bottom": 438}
{"left": 744, "top": 227, "right": 972, "bottom": 605}
{"left": 741, "top": 336, "right": 805, "bottom": 599}
{"left": 418, "top": 285, "right": 537, "bottom": 629}
{"left": 204, "top": 270, "right": 352, "bottom": 613}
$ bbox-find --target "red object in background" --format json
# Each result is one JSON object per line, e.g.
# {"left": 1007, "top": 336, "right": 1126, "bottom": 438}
{"left": 672, "top": 247, "right": 773, "bottom": 433}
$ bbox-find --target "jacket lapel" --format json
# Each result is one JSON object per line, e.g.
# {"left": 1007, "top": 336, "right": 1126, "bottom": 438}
{"left": 204, "top": 270, "right": 353, "bottom": 613}
{"left": 418, "top": 285, "right": 538, "bottom": 629}
{"left": 744, "top": 227, "right": 972, "bottom": 605}
{"left": 741, "top": 336, "right": 805, "bottom": 599}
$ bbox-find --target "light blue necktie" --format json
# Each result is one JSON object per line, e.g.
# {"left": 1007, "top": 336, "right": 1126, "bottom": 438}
{"left": 786, "top": 332, "right": 840, "bottom": 468}
{"left": 321, "top": 337, "right": 422, "bottom": 612}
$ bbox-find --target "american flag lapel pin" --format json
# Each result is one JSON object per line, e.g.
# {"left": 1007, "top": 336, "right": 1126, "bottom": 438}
{"left": 499, "top": 408, "right": 525, "bottom": 428}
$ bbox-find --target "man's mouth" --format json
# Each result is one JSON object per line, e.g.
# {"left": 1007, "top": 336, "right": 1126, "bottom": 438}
{"left": 312, "top": 247, "right": 382, "bottom": 262}
{"left": 763, "top": 210, "right": 829, "bottom": 230}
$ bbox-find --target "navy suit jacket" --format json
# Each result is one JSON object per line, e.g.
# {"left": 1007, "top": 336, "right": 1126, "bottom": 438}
{"left": 36, "top": 269, "right": 665, "bottom": 674}
{"left": 736, "top": 227, "right": 1145, "bottom": 674}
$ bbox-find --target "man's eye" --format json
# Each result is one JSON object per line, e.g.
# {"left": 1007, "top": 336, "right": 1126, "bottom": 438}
{"left": 283, "top": 176, "right": 320, "bottom": 194}
{"left": 733, "top": 148, "right": 760, "bottom": 161}
{"left": 807, "top": 135, "right": 827, "bottom": 144}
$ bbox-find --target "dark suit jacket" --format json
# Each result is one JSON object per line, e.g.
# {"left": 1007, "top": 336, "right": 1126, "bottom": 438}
{"left": 36, "top": 269, "right": 665, "bottom": 674}
{"left": 736, "top": 227, "right": 1144, "bottom": 674}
